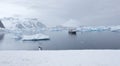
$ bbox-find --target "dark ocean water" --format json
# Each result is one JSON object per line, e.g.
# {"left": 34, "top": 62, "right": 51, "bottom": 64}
{"left": 0, "top": 31, "right": 120, "bottom": 50}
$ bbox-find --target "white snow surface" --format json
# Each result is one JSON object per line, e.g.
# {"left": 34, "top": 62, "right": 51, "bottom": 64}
{"left": 22, "top": 33, "right": 50, "bottom": 41}
{"left": 0, "top": 50, "right": 119, "bottom": 66}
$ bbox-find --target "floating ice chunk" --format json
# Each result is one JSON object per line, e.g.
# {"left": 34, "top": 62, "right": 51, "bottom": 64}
{"left": 22, "top": 33, "right": 50, "bottom": 41}
{"left": 110, "top": 25, "right": 120, "bottom": 32}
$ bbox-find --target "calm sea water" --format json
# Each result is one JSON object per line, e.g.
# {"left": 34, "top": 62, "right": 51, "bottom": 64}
{"left": 0, "top": 31, "right": 120, "bottom": 50}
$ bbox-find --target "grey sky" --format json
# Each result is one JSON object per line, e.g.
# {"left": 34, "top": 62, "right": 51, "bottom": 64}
{"left": 0, "top": 0, "right": 120, "bottom": 26}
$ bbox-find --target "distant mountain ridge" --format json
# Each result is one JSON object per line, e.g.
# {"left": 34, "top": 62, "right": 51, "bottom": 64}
{"left": 1, "top": 17, "right": 46, "bottom": 30}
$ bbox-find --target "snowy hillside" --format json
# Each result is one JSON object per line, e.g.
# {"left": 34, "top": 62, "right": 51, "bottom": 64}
{"left": 1, "top": 17, "right": 46, "bottom": 31}
{"left": 0, "top": 17, "right": 47, "bottom": 36}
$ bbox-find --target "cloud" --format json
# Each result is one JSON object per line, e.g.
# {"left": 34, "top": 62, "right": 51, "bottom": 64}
{"left": 0, "top": 0, "right": 120, "bottom": 26}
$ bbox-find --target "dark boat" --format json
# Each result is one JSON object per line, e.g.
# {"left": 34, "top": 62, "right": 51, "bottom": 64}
{"left": 68, "top": 28, "right": 77, "bottom": 35}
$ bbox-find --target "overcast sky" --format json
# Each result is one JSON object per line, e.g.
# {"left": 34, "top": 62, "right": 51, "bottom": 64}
{"left": 0, "top": 0, "right": 120, "bottom": 26}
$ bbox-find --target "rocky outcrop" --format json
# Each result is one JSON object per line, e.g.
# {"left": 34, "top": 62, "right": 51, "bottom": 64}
{"left": 0, "top": 20, "right": 5, "bottom": 28}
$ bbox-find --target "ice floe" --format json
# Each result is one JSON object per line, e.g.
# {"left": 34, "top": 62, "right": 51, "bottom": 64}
{"left": 110, "top": 25, "right": 120, "bottom": 32}
{"left": 22, "top": 33, "right": 50, "bottom": 41}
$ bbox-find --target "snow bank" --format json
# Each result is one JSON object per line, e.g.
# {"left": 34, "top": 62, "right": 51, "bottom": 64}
{"left": 22, "top": 33, "right": 50, "bottom": 41}
{"left": 0, "top": 50, "right": 119, "bottom": 66}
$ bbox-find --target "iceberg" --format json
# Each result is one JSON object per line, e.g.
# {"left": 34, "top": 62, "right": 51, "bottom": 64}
{"left": 110, "top": 25, "right": 120, "bottom": 32}
{"left": 22, "top": 33, "right": 50, "bottom": 41}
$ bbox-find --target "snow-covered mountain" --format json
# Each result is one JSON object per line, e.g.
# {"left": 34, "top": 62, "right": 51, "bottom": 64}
{"left": 1, "top": 17, "right": 46, "bottom": 30}
{"left": 0, "top": 17, "right": 46, "bottom": 35}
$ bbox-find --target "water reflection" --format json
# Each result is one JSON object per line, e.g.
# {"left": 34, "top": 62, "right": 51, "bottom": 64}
{"left": 68, "top": 31, "right": 77, "bottom": 39}
{"left": 68, "top": 31, "right": 77, "bottom": 35}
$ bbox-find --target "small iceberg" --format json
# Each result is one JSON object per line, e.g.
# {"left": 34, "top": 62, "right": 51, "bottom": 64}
{"left": 22, "top": 33, "right": 50, "bottom": 41}
{"left": 110, "top": 26, "right": 120, "bottom": 32}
